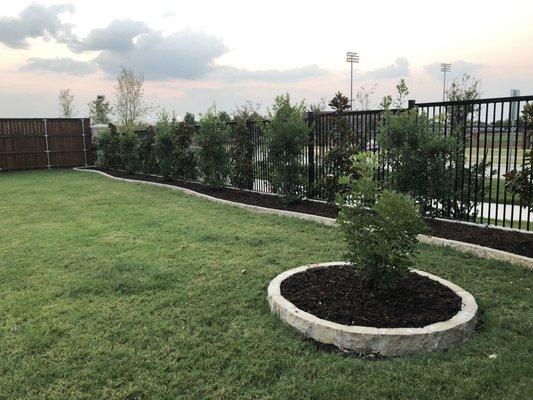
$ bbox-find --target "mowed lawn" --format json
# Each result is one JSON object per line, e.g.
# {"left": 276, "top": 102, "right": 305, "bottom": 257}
{"left": 0, "top": 170, "right": 531, "bottom": 400}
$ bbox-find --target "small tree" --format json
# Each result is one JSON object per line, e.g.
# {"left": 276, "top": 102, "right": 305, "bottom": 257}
{"left": 318, "top": 92, "right": 358, "bottom": 202}
{"left": 154, "top": 110, "right": 175, "bottom": 180}
{"left": 266, "top": 94, "right": 308, "bottom": 203}
{"left": 113, "top": 67, "right": 151, "bottom": 127}
{"left": 337, "top": 152, "right": 426, "bottom": 290}
{"left": 229, "top": 105, "right": 257, "bottom": 190}
{"left": 58, "top": 89, "right": 75, "bottom": 118}
{"left": 184, "top": 112, "right": 196, "bottom": 125}
{"left": 355, "top": 83, "right": 377, "bottom": 110}
{"left": 88, "top": 95, "right": 112, "bottom": 124}
{"left": 173, "top": 121, "right": 197, "bottom": 180}
{"left": 138, "top": 126, "right": 157, "bottom": 174}
{"left": 197, "top": 107, "right": 230, "bottom": 187}
{"left": 95, "top": 124, "right": 120, "bottom": 169}
{"left": 379, "top": 80, "right": 490, "bottom": 218}
{"left": 379, "top": 106, "right": 457, "bottom": 216}
{"left": 446, "top": 74, "right": 480, "bottom": 130}
{"left": 119, "top": 127, "right": 140, "bottom": 173}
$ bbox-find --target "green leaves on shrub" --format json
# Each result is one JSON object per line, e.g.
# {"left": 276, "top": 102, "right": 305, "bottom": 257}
{"left": 119, "top": 128, "right": 140, "bottom": 173}
{"left": 197, "top": 107, "right": 230, "bottom": 187}
{"left": 337, "top": 152, "right": 426, "bottom": 290}
{"left": 505, "top": 103, "right": 532, "bottom": 210}
{"left": 378, "top": 107, "right": 457, "bottom": 216}
{"left": 229, "top": 115, "right": 255, "bottom": 190}
{"left": 138, "top": 126, "right": 157, "bottom": 174}
{"left": 378, "top": 80, "right": 493, "bottom": 219}
{"left": 154, "top": 110, "right": 175, "bottom": 180}
{"left": 174, "top": 122, "right": 197, "bottom": 180}
{"left": 318, "top": 92, "right": 358, "bottom": 202}
{"left": 95, "top": 124, "right": 120, "bottom": 170}
{"left": 266, "top": 94, "right": 309, "bottom": 203}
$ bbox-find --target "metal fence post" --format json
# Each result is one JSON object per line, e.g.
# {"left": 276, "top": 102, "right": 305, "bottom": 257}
{"left": 307, "top": 111, "right": 315, "bottom": 196}
{"left": 43, "top": 118, "right": 51, "bottom": 169}
{"left": 408, "top": 99, "right": 416, "bottom": 109}
{"left": 81, "top": 118, "right": 88, "bottom": 166}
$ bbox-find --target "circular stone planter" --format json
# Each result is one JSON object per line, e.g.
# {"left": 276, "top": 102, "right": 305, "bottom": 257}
{"left": 267, "top": 262, "right": 478, "bottom": 357}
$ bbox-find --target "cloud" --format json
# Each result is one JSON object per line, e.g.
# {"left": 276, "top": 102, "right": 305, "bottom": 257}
{"left": 3, "top": 8, "right": 329, "bottom": 83}
{"left": 0, "top": 3, "right": 75, "bottom": 49}
{"left": 212, "top": 64, "right": 329, "bottom": 82}
{"left": 70, "top": 19, "right": 150, "bottom": 52}
{"left": 359, "top": 57, "right": 410, "bottom": 80}
{"left": 20, "top": 57, "right": 98, "bottom": 76}
{"left": 92, "top": 29, "right": 228, "bottom": 80}
{"left": 423, "top": 60, "right": 483, "bottom": 81}
{"left": 162, "top": 11, "right": 177, "bottom": 18}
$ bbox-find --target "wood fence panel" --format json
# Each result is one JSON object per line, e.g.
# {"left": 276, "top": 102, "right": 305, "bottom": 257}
{"left": 0, "top": 118, "right": 91, "bottom": 170}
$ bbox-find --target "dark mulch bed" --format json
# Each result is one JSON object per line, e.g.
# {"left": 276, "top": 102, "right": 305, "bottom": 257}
{"left": 426, "top": 219, "right": 532, "bottom": 258}
{"left": 280, "top": 264, "right": 462, "bottom": 328}
{"left": 92, "top": 169, "right": 533, "bottom": 258}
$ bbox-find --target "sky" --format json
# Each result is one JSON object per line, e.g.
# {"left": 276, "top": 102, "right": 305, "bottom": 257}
{"left": 0, "top": 0, "right": 532, "bottom": 120}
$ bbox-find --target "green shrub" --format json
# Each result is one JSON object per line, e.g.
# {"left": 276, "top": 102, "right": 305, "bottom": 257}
{"left": 337, "top": 152, "right": 426, "bottom": 290}
{"left": 138, "top": 126, "right": 157, "bottom": 174}
{"left": 173, "top": 121, "right": 197, "bottom": 180}
{"left": 266, "top": 94, "right": 308, "bottom": 203}
{"left": 318, "top": 92, "right": 358, "bottom": 202}
{"left": 119, "top": 128, "right": 140, "bottom": 173}
{"left": 95, "top": 124, "right": 120, "bottom": 169}
{"left": 154, "top": 110, "right": 175, "bottom": 180}
{"left": 229, "top": 114, "right": 255, "bottom": 190}
{"left": 505, "top": 103, "right": 532, "bottom": 210}
{"left": 378, "top": 106, "right": 456, "bottom": 216}
{"left": 197, "top": 107, "right": 230, "bottom": 187}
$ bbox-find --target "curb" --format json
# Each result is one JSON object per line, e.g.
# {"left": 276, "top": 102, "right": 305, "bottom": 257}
{"left": 74, "top": 168, "right": 532, "bottom": 270}
{"left": 268, "top": 262, "right": 478, "bottom": 356}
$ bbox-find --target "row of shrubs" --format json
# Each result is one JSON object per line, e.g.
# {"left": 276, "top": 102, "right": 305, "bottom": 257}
{"left": 95, "top": 94, "right": 310, "bottom": 203}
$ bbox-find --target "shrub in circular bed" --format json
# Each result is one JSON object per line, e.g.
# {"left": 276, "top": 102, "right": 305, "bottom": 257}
{"left": 336, "top": 152, "right": 427, "bottom": 290}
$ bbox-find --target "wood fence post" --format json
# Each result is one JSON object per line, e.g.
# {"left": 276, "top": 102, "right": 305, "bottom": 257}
{"left": 43, "top": 119, "right": 51, "bottom": 169}
{"left": 81, "top": 118, "right": 88, "bottom": 166}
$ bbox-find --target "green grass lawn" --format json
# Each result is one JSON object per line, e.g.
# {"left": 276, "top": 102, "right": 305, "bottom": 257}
{"left": 0, "top": 170, "right": 531, "bottom": 400}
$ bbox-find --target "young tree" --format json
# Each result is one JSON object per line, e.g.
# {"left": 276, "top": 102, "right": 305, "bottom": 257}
{"left": 337, "top": 152, "right": 426, "bottom": 290}
{"left": 319, "top": 92, "right": 358, "bottom": 202}
{"left": 229, "top": 104, "right": 259, "bottom": 190}
{"left": 119, "top": 127, "right": 140, "bottom": 173}
{"left": 446, "top": 74, "right": 480, "bottom": 130}
{"left": 58, "top": 89, "right": 75, "bottom": 118}
{"left": 154, "top": 109, "right": 176, "bottom": 180}
{"left": 355, "top": 83, "right": 377, "bottom": 110}
{"left": 88, "top": 95, "right": 113, "bottom": 124}
{"left": 113, "top": 67, "right": 151, "bottom": 127}
{"left": 309, "top": 97, "right": 326, "bottom": 113}
{"left": 266, "top": 94, "right": 309, "bottom": 203}
{"left": 184, "top": 112, "right": 196, "bottom": 125}
{"left": 197, "top": 107, "right": 230, "bottom": 187}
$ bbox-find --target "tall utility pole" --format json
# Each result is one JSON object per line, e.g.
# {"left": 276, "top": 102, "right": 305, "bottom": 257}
{"left": 440, "top": 63, "right": 451, "bottom": 101}
{"left": 346, "top": 52, "right": 359, "bottom": 110}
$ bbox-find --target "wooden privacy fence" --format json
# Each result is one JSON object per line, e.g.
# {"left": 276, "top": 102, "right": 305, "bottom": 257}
{"left": 0, "top": 118, "right": 91, "bottom": 170}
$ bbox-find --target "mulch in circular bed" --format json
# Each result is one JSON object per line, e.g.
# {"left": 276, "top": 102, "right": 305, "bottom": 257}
{"left": 280, "top": 264, "right": 462, "bottom": 328}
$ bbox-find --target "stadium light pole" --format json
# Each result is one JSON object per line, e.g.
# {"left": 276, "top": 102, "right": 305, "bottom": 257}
{"left": 441, "top": 63, "right": 451, "bottom": 101}
{"left": 346, "top": 52, "right": 359, "bottom": 110}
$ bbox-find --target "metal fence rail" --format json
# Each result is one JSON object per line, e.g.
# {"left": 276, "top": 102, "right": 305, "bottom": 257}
{"left": 242, "top": 95, "right": 532, "bottom": 230}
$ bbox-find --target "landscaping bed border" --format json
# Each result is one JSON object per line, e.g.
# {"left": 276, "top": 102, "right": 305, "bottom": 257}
{"left": 268, "top": 262, "right": 478, "bottom": 357}
{"left": 73, "top": 168, "right": 533, "bottom": 270}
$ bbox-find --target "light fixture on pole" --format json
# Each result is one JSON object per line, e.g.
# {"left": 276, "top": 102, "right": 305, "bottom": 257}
{"left": 346, "top": 52, "right": 359, "bottom": 110}
{"left": 440, "top": 63, "right": 451, "bottom": 101}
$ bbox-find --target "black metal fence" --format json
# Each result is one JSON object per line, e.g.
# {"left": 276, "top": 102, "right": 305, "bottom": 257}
{"left": 243, "top": 95, "right": 532, "bottom": 231}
